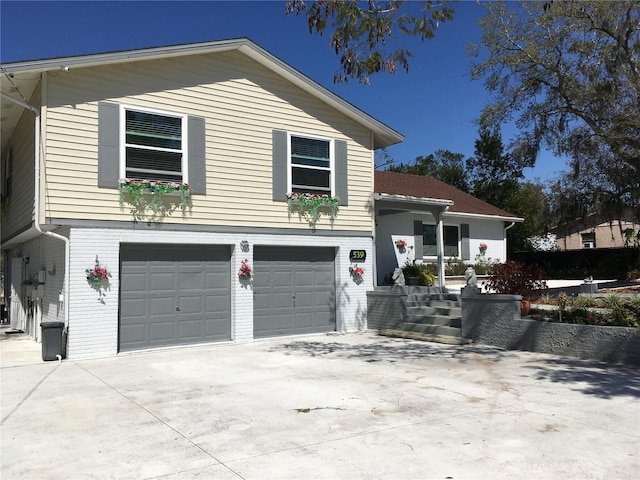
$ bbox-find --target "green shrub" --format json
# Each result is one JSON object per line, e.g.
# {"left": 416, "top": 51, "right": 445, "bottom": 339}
{"left": 473, "top": 254, "right": 499, "bottom": 275}
{"left": 402, "top": 261, "right": 436, "bottom": 286}
{"left": 574, "top": 295, "right": 598, "bottom": 308}
{"left": 605, "top": 302, "right": 640, "bottom": 328}
{"left": 445, "top": 257, "right": 468, "bottom": 276}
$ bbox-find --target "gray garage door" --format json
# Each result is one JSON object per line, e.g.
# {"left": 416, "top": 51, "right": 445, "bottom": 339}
{"left": 119, "top": 244, "right": 231, "bottom": 352}
{"left": 253, "top": 247, "right": 336, "bottom": 338}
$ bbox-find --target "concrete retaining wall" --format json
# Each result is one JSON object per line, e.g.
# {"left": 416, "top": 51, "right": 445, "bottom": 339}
{"left": 461, "top": 294, "right": 640, "bottom": 366}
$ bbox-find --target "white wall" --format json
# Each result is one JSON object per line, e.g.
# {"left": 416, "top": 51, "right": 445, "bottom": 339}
{"left": 67, "top": 227, "right": 373, "bottom": 359}
{"left": 376, "top": 212, "right": 508, "bottom": 284}
{"left": 20, "top": 230, "right": 67, "bottom": 340}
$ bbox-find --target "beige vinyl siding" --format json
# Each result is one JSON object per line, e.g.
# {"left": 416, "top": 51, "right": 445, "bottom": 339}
{"left": 42, "top": 51, "right": 374, "bottom": 231}
{"left": 1, "top": 84, "right": 39, "bottom": 241}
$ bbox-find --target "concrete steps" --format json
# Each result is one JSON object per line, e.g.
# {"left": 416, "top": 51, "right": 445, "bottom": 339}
{"left": 379, "top": 290, "right": 472, "bottom": 345}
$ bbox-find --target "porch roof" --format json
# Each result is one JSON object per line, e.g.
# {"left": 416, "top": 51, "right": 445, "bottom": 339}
{"left": 374, "top": 171, "right": 522, "bottom": 221}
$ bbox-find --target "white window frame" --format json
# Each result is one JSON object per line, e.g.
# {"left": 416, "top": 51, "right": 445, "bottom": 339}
{"left": 422, "top": 223, "right": 460, "bottom": 259}
{"left": 119, "top": 104, "right": 188, "bottom": 183}
{"left": 287, "top": 132, "right": 335, "bottom": 196}
{"left": 581, "top": 232, "right": 596, "bottom": 249}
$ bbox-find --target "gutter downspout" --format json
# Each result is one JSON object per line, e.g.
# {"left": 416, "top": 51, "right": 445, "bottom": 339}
{"left": 1, "top": 90, "right": 70, "bottom": 335}
{"left": 504, "top": 221, "right": 516, "bottom": 261}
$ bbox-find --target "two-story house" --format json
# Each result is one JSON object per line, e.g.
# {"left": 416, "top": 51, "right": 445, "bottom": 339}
{"left": 1, "top": 39, "right": 403, "bottom": 359}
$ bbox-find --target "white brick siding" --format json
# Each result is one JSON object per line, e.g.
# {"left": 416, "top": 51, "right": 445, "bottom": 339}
{"left": 66, "top": 227, "right": 373, "bottom": 359}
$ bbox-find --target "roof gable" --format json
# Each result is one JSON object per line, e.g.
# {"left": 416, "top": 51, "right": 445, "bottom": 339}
{"left": 1, "top": 38, "right": 403, "bottom": 151}
{"left": 374, "top": 171, "right": 520, "bottom": 219}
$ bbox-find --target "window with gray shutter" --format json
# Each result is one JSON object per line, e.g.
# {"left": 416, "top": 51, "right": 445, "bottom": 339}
{"left": 98, "top": 103, "right": 206, "bottom": 193}
{"left": 124, "top": 109, "right": 184, "bottom": 183}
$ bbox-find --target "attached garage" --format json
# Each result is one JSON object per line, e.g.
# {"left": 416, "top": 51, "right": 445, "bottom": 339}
{"left": 253, "top": 246, "right": 336, "bottom": 338}
{"left": 119, "top": 244, "right": 231, "bottom": 352}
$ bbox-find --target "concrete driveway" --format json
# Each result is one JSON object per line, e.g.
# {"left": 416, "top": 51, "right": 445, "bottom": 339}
{"left": 1, "top": 329, "right": 639, "bottom": 479}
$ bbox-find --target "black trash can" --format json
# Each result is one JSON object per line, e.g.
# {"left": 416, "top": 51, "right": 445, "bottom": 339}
{"left": 41, "top": 321, "right": 65, "bottom": 361}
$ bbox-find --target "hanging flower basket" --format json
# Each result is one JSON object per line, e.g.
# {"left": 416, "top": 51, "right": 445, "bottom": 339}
{"left": 395, "top": 238, "right": 409, "bottom": 252}
{"left": 349, "top": 265, "right": 364, "bottom": 277}
{"left": 85, "top": 256, "right": 111, "bottom": 290}
{"left": 349, "top": 264, "right": 364, "bottom": 284}
{"left": 286, "top": 192, "right": 339, "bottom": 225}
{"left": 238, "top": 258, "right": 254, "bottom": 280}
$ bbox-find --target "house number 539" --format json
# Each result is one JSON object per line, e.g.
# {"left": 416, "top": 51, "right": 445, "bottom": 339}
{"left": 349, "top": 250, "right": 366, "bottom": 262}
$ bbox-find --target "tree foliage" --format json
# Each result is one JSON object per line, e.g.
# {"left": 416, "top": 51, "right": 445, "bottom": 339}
{"left": 286, "top": 0, "right": 455, "bottom": 83}
{"left": 471, "top": 0, "right": 640, "bottom": 219}
{"left": 388, "top": 149, "right": 471, "bottom": 192}
{"left": 467, "top": 127, "right": 549, "bottom": 253}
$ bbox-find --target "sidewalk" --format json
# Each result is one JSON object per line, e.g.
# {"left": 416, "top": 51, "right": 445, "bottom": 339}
{"left": 1, "top": 330, "right": 638, "bottom": 479}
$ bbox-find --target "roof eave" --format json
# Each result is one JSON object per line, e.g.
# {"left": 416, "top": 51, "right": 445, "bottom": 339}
{"left": 444, "top": 211, "right": 524, "bottom": 222}
{"left": 373, "top": 192, "right": 454, "bottom": 207}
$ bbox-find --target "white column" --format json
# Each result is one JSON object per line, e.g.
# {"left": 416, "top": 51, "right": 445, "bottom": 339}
{"left": 435, "top": 208, "right": 445, "bottom": 289}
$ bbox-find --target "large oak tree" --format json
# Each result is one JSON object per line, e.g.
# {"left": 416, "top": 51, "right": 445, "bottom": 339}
{"left": 471, "top": 0, "right": 640, "bottom": 219}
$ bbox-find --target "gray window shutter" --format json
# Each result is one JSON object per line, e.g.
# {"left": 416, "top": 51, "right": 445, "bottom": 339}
{"left": 98, "top": 102, "right": 120, "bottom": 188}
{"left": 188, "top": 116, "right": 206, "bottom": 194}
{"left": 461, "top": 223, "right": 470, "bottom": 260}
{"left": 413, "top": 220, "right": 424, "bottom": 259}
{"left": 272, "top": 130, "right": 287, "bottom": 201}
{"left": 335, "top": 140, "right": 348, "bottom": 206}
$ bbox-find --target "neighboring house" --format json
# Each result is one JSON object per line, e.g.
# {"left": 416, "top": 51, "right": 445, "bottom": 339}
{"left": 551, "top": 210, "right": 639, "bottom": 250}
{"left": 373, "top": 171, "right": 523, "bottom": 286}
{"left": 0, "top": 39, "right": 403, "bottom": 359}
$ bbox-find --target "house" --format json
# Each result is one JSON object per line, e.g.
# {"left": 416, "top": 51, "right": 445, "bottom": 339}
{"left": 373, "top": 171, "right": 523, "bottom": 286}
{"left": 550, "top": 210, "right": 639, "bottom": 250}
{"left": 0, "top": 38, "right": 404, "bottom": 359}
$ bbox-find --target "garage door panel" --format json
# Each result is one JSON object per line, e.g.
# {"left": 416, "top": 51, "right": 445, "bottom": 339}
{"left": 314, "top": 270, "right": 334, "bottom": 285}
{"left": 314, "top": 290, "right": 332, "bottom": 303}
{"left": 294, "top": 271, "right": 314, "bottom": 287}
{"left": 179, "top": 319, "right": 204, "bottom": 339}
{"left": 206, "top": 272, "right": 228, "bottom": 289}
{"left": 272, "top": 314, "right": 294, "bottom": 331}
{"left": 120, "top": 244, "right": 231, "bottom": 352}
{"left": 121, "top": 273, "right": 146, "bottom": 292}
{"left": 149, "top": 272, "right": 175, "bottom": 291}
{"left": 273, "top": 271, "right": 293, "bottom": 285}
{"left": 205, "top": 318, "right": 229, "bottom": 335}
{"left": 120, "top": 298, "right": 146, "bottom": 317}
{"left": 150, "top": 297, "right": 174, "bottom": 316}
{"left": 178, "top": 271, "right": 204, "bottom": 290}
{"left": 205, "top": 294, "right": 230, "bottom": 314}
{"left": 178, "top": 296, "right": 203, "bottom": 314}
{"left": 149, "top": 322, "right": 174, "bottom": 342}
{"left": 294, "top": 312, "right": 313, "bottom": 328}
{"left": 254, "top": 247, "right": 336, "bottom": 338}
{"left": 274, "top": 292, "right": 293, "bottom": 308}
{"left": 295, "top": 291, "right": 313, "bottom": 308}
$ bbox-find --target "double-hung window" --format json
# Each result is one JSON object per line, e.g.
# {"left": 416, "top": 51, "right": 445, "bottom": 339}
{"left": 423, "top": 224, "right": 460, "bottom": 257}
{"left": 122, "top": 106, "right": 186, "bottom": 183}
{"left": 289, "top": 134, "right": 334, "bottom": 196}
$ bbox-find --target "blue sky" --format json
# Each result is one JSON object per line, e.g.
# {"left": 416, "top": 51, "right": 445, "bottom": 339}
{"left": 1, "top": 0, "right": 562, "bottom": 182}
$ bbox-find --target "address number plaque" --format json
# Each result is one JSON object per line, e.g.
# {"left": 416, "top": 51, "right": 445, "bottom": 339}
{"left": 349, "top": 250, "right": 366, "bottom": 262}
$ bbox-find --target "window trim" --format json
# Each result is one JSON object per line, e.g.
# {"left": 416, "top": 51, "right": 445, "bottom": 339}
{"left": 287, "top": 131, "right": 335, "bottom": 196}
{"left": 119, "top": 104, "right": 189, "bottom": 183}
